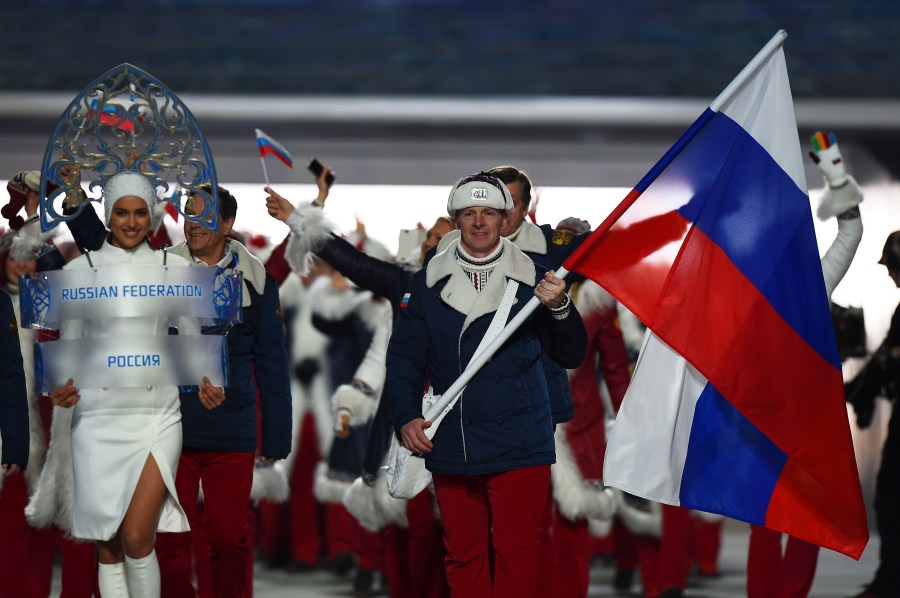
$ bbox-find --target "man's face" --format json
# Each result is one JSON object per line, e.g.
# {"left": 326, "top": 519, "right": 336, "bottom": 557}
{"left": 419, "top": 218, "right": 454, "bottom": 261}
{"left": 5, "top": 253, "right": 36, "bottom": 286}
{"left": 184, "top": 194, "right": 233, "bottom": 264}
{"left": 500, "top": 180, "right": 528, "bottom": 237}
{"left": 456, "top": 206, "right": 507, "bottom": 258}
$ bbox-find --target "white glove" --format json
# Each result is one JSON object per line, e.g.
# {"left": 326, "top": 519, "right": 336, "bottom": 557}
{"left": 810, "top": 131, "right": 863, "bottom": 221}
{"left": 809, "top": 130, "right": 848, "bottom": 188}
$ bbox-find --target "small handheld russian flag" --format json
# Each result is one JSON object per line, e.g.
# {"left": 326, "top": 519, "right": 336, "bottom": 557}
{"left": 255, "top": 129, "right": 293, "bottom": 188}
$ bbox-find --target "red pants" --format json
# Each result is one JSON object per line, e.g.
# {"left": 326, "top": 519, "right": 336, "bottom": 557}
{"left": 637, "top": 504, "right": 692, "bottom": 597}
{"left": 433, "top": 465, "right": 551, "bottom": 598}
{"left": 255, "top": 410, "right": 323, "bottom": 566}
{"left": 406, "top": 489, "right": 449, "bottom": 597}
{"left": 0, "top": 475, "right": 56, "bottom": 597}
{"left": 549, "top": 507, "right": 591, "bottom": 598}
{"left": 747, "top": 525, "right": 819, "bottom": 598}
{"left": 612, "top": 519, "right": 641, "bottom": 571}
{"left": 382, "top": 524, "right": 413, "bottom": 598}
{"left": 690, "top": 517, "right": 723, "bottom": 575}
{"left": 157, "top": 449, "right": 255, "bottom": 598}
{"left": 536, "top": 485, "right": 555, "bottom": 597}
{"left": 60, "top": 537, "right": 101, "bottom": 598}
{"left": 325, "top": 503, "right": 383, "bottom": 569}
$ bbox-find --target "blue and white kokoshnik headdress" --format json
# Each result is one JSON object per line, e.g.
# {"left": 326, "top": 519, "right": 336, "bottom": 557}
{"left": 25, "top": 64, "right": 242, "bottom": 393}
{"left": 38, "top": 63, "right": 220, "bottom": 233}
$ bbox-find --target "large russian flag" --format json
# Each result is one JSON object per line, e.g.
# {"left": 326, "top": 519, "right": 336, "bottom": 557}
{"left": 563, "top": 31, "right": 868, "bottom": 558}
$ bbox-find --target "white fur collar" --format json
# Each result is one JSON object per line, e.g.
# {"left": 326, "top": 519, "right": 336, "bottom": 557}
{"left": 426, "top": 237, "right": 535, "bottom": 334}
{"left": 435, "top": 220, "right": 548, "bottom": 256}
{"left": 307, "top": 274, "right": 392, "bottom": 333}
{"left": 169, "top": 240, "right": 267, "bottom": 307}
{"left": 285, "top": 203, "right": 335, "bottom": 274}
{"left": 506, "top": 221, "right": 548, "bottom": 255}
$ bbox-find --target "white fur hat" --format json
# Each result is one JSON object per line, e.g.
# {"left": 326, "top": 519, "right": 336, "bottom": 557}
{"left": 102, "top": 171, "right": 159, "bottom": 228}
{"left": 447, "top": 172, "right": 513, "bottom": 218}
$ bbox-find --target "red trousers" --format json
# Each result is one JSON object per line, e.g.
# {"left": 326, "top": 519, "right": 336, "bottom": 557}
{"left": 747, "top": 525, "right": 819, "bottom": 598}
{"left": 0, "top": 475, "right": 98, "bottom": 598}
{"left": 157, "top": 449, "right": 255, "bottom": 598}
{"left": 690, "top": 517, "right": 723, "bottom": 575}
{"left": 255, "top": 410, "right": 323, "bottom": 566}
{"left": 433, "top": 465, "right": 551, "bottom": 598}
{"left": 637, "top": 504, "right": 692, "bottom": 597}
{"left": 382, "top": 524, "right": 413, "bottom": 598}
{"left": 325, "top": 503, "right": 383, "bottom": 569}
{"left": 406, "top": 489, "right": 450, "bottom": 597}
{"left": 60, "top": 537, "right": 101, "bottom": 598}
{"left": 0, "top": 475, "right": 54, "bottom": 597}
{"left": 549, "top": 507, "right": 592, "bottom": 598}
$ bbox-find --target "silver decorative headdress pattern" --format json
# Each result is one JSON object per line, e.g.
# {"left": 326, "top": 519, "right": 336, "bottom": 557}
{"left": 39, "top": 63, "right": 219, "bottom": 232}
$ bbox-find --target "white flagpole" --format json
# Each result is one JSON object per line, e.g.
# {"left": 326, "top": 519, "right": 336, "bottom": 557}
{"left": 260, "top": 155, "right": 270, "bottom": 188}
{"left": 710, "top": 30, "right": 787, "bottom": 112}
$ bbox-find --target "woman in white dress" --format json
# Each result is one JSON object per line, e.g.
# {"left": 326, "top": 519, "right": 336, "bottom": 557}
{"left": 49, "top": 171, "right": 219, "bottom": 597}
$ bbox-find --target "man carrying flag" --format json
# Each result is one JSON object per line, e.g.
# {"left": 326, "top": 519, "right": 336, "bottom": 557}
{"left": 560, "top": 28, "right": 868, "bottom": 581}
{"left": 386, "top": 172, "right": 587, "bottom": 597}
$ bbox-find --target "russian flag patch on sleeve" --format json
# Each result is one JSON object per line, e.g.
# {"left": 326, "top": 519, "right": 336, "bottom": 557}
{"left": 400, "top": 292, "right": 411, "bottom": 308}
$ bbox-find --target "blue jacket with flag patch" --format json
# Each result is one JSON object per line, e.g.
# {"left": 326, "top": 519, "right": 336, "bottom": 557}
{"left": 428, "top": 221, "right": 591, "bottom": 423}
{"left": 387, "top": 239, "right": 587, "bottom": 476}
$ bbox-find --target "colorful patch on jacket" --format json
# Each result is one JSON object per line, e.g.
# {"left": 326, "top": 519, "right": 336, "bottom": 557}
{"left": 400, "top": 292, "right": 411, "bottom": 308}
{"left": 9, "top": 315, "right": 17, "bottom": 335}
{"left": 551, "top": 230, "right": 574, "bottom": 246}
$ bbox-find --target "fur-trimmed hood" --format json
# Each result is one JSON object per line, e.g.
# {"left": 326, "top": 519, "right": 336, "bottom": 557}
{"left": 426, "top": 237, "right": 535, "bottom": 337}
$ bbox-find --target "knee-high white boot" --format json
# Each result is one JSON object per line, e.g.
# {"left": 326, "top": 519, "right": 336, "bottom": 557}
{"left": 124, "top": 550, "right": 161, "bottom": 598}
{"left": 98, "top": 561, "right": 131, "bottom": 598}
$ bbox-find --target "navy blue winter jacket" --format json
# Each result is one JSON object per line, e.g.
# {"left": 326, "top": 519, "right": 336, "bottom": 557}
{"left": 426, "top": 221, "right": 591, "bottom": 423}
{"left": 387, "top": 240, "right": 587, "bottom": 476}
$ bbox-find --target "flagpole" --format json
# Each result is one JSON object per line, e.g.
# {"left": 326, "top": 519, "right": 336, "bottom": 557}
{"left": 260, "top": 156, "right": 270, "bottom": 188}
{"left": 710, "top": 30, "right": 787, "bottom": 112}
{"left": 423, "top": 30, "right": 788, "bottom": 428}
{"left": 564, "top": 30, "right": 788, "bottom": 273}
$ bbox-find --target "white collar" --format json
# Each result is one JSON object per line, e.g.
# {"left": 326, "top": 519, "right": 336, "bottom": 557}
{"left": 169, "top": 239, "right": 268, "bottom": 306}
{"left": 426, "top": 237, "right": 535, "bottom": 335}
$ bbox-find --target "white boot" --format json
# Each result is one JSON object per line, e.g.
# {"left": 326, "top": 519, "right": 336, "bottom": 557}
{"left": 98, "top": 561, "right": 130, "bottom": 598}
{"left": 124, "top": 550, "right": 161, "bottom": 598}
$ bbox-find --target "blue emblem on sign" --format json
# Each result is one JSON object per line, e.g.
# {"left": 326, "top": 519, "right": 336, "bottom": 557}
{"left": 213, "top": 268, "right": 243, "bottom": 324}
{"left": 20, "top": 275, "right": 51, "bottom": 329}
